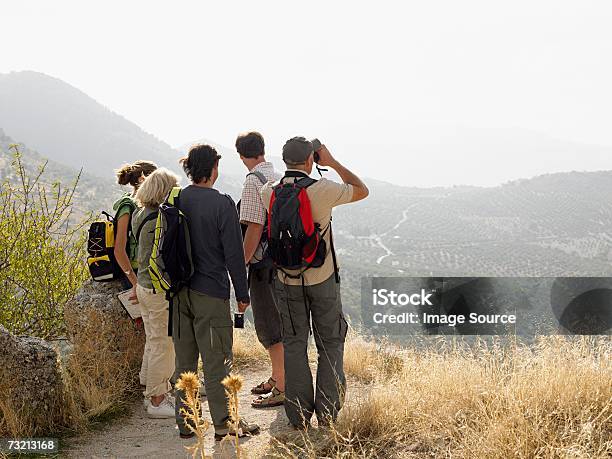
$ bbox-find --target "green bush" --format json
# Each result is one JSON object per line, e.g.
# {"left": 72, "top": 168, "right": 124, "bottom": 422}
{"left": 0, "top": 145, "right": 89, "bottom": 339}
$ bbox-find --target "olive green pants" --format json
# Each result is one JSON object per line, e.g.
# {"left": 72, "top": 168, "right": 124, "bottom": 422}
{"left": 172, "top": 287, "right": 233, "bottom": 434}
{"left": 274, "top": 274, "right": 348, "bottom": 427}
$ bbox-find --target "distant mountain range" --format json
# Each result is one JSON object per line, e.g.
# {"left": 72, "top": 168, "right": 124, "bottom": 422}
{"left": 0, "top": 71, "right": 180, "bottom": 178}
{"left": 2, "top": 71, "right": 612, "bottom": 324}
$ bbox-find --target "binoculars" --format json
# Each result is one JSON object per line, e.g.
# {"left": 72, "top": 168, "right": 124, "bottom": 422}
{"left": 312, "top": 138, "right": 322, "bottom": 163}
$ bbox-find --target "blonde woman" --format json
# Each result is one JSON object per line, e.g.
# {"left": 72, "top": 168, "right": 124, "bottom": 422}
{"left": 133, "top": 167, "right": 180, "bottom": 418}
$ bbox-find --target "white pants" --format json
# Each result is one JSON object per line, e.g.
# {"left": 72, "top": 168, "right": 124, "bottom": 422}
{"left": 136, "top": 285, "right": 175, "bottom": 398}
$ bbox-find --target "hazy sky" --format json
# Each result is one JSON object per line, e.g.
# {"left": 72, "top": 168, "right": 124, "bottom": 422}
{"left": 2, "top": 1, "right": 612, "bottom": 186}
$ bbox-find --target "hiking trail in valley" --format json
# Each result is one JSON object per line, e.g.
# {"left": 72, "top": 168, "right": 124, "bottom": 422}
{"left": 358, "top": 204, "right": 418, "bottom": 265}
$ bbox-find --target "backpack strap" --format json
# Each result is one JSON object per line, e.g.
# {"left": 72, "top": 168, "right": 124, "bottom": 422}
{"left": 166, "top": 187, "right": 182, "bottom": 208}
{"left": 247, "top": 170, "right": 267, "bottom": 185}
{"left": 283, "top": 170, "right": 312, "bottom": 180}
{"left": 113, "top": 197, "right": 137, "bottom": 240}
{"left": 328, "top": 218, "right": 340, "bottom": 283}
{"left": 135, "top": 211, "right": 159, "bottom": 243}
{"left": 280, "top": 171, "right": 317, "bottom": 189}
{"left": 101, "top": 211, "right": 114, "bottom": 222}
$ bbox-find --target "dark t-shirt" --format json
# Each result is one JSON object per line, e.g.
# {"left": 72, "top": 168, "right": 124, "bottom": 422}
{"left": 179, "top": 185, "right": 249, "bottom": 302}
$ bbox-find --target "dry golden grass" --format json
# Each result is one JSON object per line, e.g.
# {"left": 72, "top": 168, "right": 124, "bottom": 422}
{"left": 343, "top": 329, "right": 404, "bottom": 383}
{"left": 0, "top": 348, "right": 74, "bottom": 438}
{"left": 272, "top": 336, "right": 612, "bottom": 459}
{"left": 64, "top": 309, "right": 144, "bottom": 421}
{"left": 0, "top": 389, "right": 69, "bottom": 438}
{"left": 232, "top": 323, "right": 270, "bottom": 367}
{"left": 234, "top": 324, "right": 398, "bottom": 378}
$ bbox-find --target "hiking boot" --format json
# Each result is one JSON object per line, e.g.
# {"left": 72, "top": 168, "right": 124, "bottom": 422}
{"left": 251, "top": 387, "right": 284, "bottom": 408}
{"left": 146, "top": 394, "right": 175, "bottom": 419}
{"left": 214, "top": 418, "right": 260, "bottom": 441}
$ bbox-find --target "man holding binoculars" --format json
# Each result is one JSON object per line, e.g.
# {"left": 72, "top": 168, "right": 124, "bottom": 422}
{"left": 261, "top": 136, "right": 369, "bottom": 429}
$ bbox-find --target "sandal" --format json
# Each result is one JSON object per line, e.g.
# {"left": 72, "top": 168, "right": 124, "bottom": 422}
{"left": 251, "top": 377, "right": 275, "bottom": 395}
{"left": 251, "top": 387, "right": 285, "bottom": 408}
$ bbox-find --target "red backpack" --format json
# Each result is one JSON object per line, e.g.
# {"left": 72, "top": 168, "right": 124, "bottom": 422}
{"left": 267, "top": 171, "right": 338, "bottom": 280}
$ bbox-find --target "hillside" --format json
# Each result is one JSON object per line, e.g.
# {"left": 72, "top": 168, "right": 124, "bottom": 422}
{"left": 334, "top": 171, "right": 612, "bottom": 320}
{"left": 0, "top": 71, "right": 181, "bottom": 177}
{"left": 0, "top": 129, "right": 119, "bottom": 213}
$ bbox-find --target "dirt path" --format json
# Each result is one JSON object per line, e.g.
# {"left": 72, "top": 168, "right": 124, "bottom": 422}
{"left": 64, "top": 368, "right": 291, "bottom": 458}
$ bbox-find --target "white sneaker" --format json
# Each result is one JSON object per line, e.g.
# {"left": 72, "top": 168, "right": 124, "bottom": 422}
{"left": 146, "top": 394, "right": 175, "bottom": 419}
{"left": 144, "top": 392, "right": 174, "bottom": 410}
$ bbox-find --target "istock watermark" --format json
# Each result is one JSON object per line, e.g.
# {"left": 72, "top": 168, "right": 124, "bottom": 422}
{"left": 372, "top": 288, "right": 434, "bottom": 306}
{"left": 361, "top": 277, "right": 612, "bottom": 336}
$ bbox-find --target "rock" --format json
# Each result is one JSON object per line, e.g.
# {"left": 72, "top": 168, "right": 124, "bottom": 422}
{"left": 0, "top": 324, "right": 65, "bottom": 432}
{"left": 64, "top": 279, "right": 133, "bottom": 338}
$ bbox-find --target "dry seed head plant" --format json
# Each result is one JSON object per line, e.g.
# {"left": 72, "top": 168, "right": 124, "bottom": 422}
{"left": 222, "top": 373, "right": 245, "bottom": 458}
{"left": 175, "top": 371, "right": 211, "bottom": 459}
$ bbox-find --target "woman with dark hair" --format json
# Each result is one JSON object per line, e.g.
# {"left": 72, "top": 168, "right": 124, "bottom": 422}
{"left": 114, "top": 160, "right": 158, "bottom": 296}
{"left": 172, "top": 144, "right": 260, "bottom": 441}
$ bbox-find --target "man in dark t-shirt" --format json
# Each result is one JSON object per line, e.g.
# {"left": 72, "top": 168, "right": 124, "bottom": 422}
{"left": 179, "top": 185, "right": 248, "bottom": 301}
{"left": 172, "top": 144, "right": 259, "bottom": 441}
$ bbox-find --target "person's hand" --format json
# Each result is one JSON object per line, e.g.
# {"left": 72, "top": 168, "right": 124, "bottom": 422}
{"left": 129, "top": 284, "right": 139, "bottom": 305}
{"left": 237, "top": 300, "right": 250, "bottom": 313}
{"left": 314, "top": 144, "right": 337, "bottom": 168}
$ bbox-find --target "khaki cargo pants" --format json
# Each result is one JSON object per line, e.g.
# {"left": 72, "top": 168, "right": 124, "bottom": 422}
{"left": 172, "top": 287, "right": 233, "bottom": 434}
{"left": 136, "top": 285, "right": 175, "bottom": 398}
{"left": 274, "top": 274, "right": 348, "bottom": 427}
